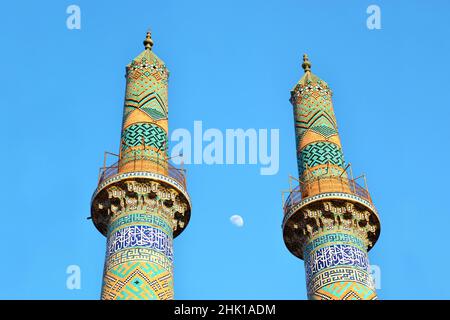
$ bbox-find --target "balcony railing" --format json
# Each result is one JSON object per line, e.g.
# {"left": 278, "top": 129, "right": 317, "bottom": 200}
{"left": 283, "top": 175, "right": 372, "bottom": 216}
{"left": 97, "top": 151, "right": 187, "bottom": 190}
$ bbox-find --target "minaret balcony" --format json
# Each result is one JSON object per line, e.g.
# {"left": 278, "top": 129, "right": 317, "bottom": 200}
{"left": 283, "top": 175, "right": 372, "bottom": 217}
{"left": 96, "top": 151, "right": 187, "bottom": 191}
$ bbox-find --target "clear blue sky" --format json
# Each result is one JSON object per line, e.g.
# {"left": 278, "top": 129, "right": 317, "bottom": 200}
{"left": 1, "top": 0, "right": 450, "bottom": 299}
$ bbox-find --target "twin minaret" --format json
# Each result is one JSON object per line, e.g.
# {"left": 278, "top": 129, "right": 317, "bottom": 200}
{"left": 91, "top": 32, "right": 191, "bottom": 300}
{"left": 282, "top": 54, "right": 381, "bottom": 300}
{"left": 91, "top": 33, "right": 380, "bottom": 300}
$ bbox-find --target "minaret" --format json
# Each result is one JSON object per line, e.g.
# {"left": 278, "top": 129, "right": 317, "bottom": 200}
{"left": 282, "top": 55, "right": 381, "bottom": 300}
{"left": 90, "top": 32, "right": 191, "bottom": 300}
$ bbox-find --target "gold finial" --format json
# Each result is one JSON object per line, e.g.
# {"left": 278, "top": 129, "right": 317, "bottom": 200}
{"left": 143, "top": 31, "right": 154, "bottom": 50}
{"left": 302, "top": 53, "right": 311, "bottom": 73}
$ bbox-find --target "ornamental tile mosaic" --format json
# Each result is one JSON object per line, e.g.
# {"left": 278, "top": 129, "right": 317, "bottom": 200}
{"left": 299, "top": 141, "right": 345, "bottom": 176}
{"left": 121, "top": 123, "right": 168, "bottom": 153}
{"left": 101, "top": 261, "right": 173, "bottom": 300}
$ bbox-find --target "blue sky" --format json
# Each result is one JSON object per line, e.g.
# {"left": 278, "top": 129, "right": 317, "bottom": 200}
{"left": 1, "top": 0, "right": 450, "bottom": 299}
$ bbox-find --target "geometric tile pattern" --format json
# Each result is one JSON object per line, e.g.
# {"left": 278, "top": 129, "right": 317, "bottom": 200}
{"left": 124, "top": 57, "right": 168, "bottom": 124}
{"left": 118, "top": 41, "right": 170, "bottom": 173}
{"left": 125, "top": 56, "right": 168, "bottom": 115}
{"left": 293, "top": 82, "right": 336, "bottom": 139}
{"left": 291, "top": 72, "right": 345, "bottom": 180}
{"left": 123, "top": 91, "right": 167, "bottom": 124}
{"left": 101, "top": 261, "right": 173, "bottom": 300}
{"left": 121, "top": 122, "right": 168, "bottom": 153}
{"left": 310, "top": 125, "right": 337, "bottom": 138}
{"left": 311, "top": 280, "right": 377, "bottom": 300}
{"left": 299, "top": 141, "right": 345, "bottom": 176}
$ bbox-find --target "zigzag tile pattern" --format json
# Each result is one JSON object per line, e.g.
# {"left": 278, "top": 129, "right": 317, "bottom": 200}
{"left": 122, "top": 52, "right": 169, "bottom": 129}
{"left": 295, "top": 110, "right": 337, "bottom": 139}
{"left": 293, "top": 80, "right": 338, "bottom": 141}
{"left": 311, "top": 282, "right": 377, "bottom": 300}
{"left": 124, "top": 88, "right": 167, "bottom": 123}
{"left": 102, "top": 261, "right": 173, "bottom": 300}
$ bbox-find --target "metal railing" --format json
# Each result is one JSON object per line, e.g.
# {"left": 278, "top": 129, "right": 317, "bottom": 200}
{"left": 97, "top": 151, "right": 187, "bottom": 189}
{"left": 283, "top": 175, "right": 372, "bottom": 216}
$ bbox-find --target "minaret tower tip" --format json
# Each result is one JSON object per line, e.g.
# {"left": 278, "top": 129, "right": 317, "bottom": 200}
{"left": 302, "top": 53, "right": 311, "bottom": 72}
{"left": 143, "top": 31, "right": 154, "bottom": 50}
{"left": 91, "top": 31, "right": 191, "bottom": 300}
{"left": 283, "top": 54, "right": 381, "bottom": 300}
